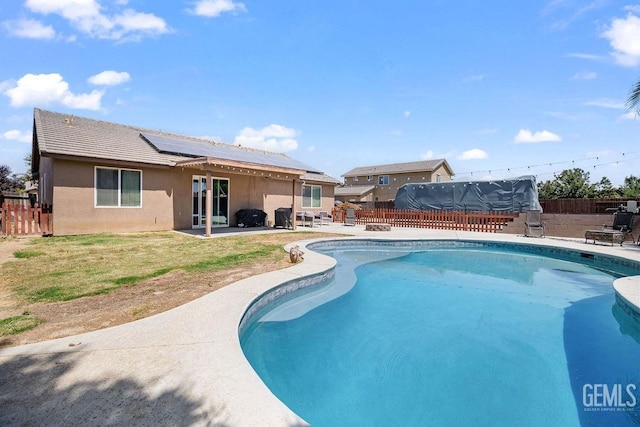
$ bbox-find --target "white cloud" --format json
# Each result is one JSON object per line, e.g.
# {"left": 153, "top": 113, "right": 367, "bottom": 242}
{"left": 24, "top": 0, "right": 170, "bottom": 41}
{"left": 584, "top": 99, "right": 624, "bottom": 109}
{"left": 619, "top": 111, "right": 638, "bottom": 120}
{"left": 513, "top": 129, "right": 561, "bottom": 143}
{"left": 458, "top": 149, "right": 488, "bottom": 160}
{"left": 2, "top": 18, "right": 55, "bottom": 39}
{"left": 566, "top": 52, "right": 604, "bottom": 61}
{"left": 421, "top": 150, "right": 435, "bottom": 160}
{"left": 234, "top": 124, "right": 298, "bottom": 152}
{"left": 189, "top": 0, "right": 247, "bottom": 18}
{"left": 601, "top": 13, "right": 640, "bottom": 66}
{"left": 421, "top": 150, "right": 455, "bottom": 160}
{"left": 570, "top": 71, "right": 597, "bottom": 80}
{"left": 2, "top": 129, "right": 32, "bottom": 143}
{"left": 3, "top": 73, "right": 104, "bottom": 110}
{"left": 88, "top": 70, "right": 131, "bottom": 86}
{"left": 463, "top": 74, "right": 486, "bottom": 82}
{"left": 403, "top": 110, "right": 411, "bottom": 118}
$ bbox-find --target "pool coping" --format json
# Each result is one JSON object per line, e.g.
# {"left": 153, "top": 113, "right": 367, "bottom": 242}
{"left": 1, "top": 225, "right": 639, "bottom": 425}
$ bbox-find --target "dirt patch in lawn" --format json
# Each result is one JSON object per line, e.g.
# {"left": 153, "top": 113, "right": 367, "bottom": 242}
{"left": 0, "top": 232, "right": 344, "bottom": 348}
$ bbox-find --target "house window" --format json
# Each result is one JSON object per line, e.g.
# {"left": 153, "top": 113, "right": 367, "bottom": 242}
{"left": 302, "top": 184, "right": 321, "bottom": 208}
{"left": 435, "top": 174, "right": 442, "bottom": 183}
{"left": 96, "top": 167, "right": 141, "bottom": 207}
{"left": 378, "top": 175, "right": 389, "bottom": 185}
{"left": 367, "top": 175, "right": 373, "bottom": 181}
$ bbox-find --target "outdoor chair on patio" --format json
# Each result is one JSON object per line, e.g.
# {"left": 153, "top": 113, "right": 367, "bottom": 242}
{"left": 345, "top": 208, "right": 356, "bottom": 226}
{"left": 319, "top": 211, "right": 332, "bottom": 226}
{"left": 585, "top": 210, "right": 635, "bottom": 246}
{"left": 296, "top": 211, "right": 315, "bottom": 227}
{"left": 524, "top": 210, "right": 545, "bottom": 238}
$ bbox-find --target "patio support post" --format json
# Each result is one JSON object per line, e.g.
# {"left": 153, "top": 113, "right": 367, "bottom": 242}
{"left": 292, "top": 179, "right": 297, "bottom": 230}
{"left": 205, "top": 170, "right": 212, "bottom": 237}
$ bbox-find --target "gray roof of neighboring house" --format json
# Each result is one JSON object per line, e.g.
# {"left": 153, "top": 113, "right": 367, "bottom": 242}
{"left": 342, "top": 159, "right": 454, "bottom": 177}
{"left": 301, "top": 172, "right": 341, "bottom": 185}
{"left": 33, "top": 109, "right": 339, "bottom": 183}
{"left": 334, "top": 185, "right": 376, "bottom": 196}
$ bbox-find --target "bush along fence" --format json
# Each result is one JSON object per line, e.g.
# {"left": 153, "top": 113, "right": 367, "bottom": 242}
{"left": 1, "top": 202, "right": 52, "bottom": 237}
{"left": 332, "top": 208, "right": 518, "bottom": 233}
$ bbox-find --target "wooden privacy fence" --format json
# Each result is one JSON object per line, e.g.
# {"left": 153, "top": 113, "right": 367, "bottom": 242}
{"left": 332, "top": 208, "right": 518, "bottom": 233}
{"left": 1, "top": 202, "right": 52, "bottom": 237}
{"left": 540, "top": 198, "right": 640, "bottom": 214}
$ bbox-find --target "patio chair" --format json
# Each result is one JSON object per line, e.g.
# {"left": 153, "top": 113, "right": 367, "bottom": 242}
{"left": 524, "top": 210, "right": 545, "bottom": 238}
{"left": 319, "top": 211, "right": 332, "bottom": 226}
{"left": 603, "top": 210, "right": 635, "bottom": 243}
{"left": 312, "top": 212, "right": 322, "bottom": 227}
{"left": 345, "top": 208, "right": 356, "bottom": 226}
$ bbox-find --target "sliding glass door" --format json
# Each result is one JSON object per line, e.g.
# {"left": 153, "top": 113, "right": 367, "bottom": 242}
{"left": 192, "top": 176, "right": 229, "bottom": 228}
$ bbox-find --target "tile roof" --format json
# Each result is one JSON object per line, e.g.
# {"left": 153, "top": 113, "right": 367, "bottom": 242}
{"left": 342, "top": 159, "right": 453, "bottom": 177}
{"left": 334, "top": 185, "right": 376, "bottom": 196}
{"left": 33, "top": 109, "right": 336, "bottom": 182}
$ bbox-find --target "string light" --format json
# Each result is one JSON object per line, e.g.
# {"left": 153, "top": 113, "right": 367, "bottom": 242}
{"left": 454, "top": 151, "right": 639, "bottom": 180}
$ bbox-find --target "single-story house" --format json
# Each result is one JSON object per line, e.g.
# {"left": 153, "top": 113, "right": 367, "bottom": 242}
{"left": 337, "top": 159, "right": 455, "bottom": 203}
{"left": 31, "top": 108, "right": 340, "bottom": 236}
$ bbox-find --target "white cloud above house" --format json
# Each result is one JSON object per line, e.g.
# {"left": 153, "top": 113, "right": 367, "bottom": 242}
{"left": 2, "top": 18, "right": 56, "bottom": 39}
{"left": 421, "top": 149, "right": 456, "bottom": 160}
{"left": 601, "top": 12, "right": 640, "bottom": 66}
{"left": 234, "top": 124, "right": 298, "bottom": 152}
{"left": 88, "top": 70, "right": 131, "bottom": 86}
{"left": 463, "top": 74, "right": 486, "bottom": 82}
{"left": 566, "top": 52, "right": 605, "bottom": 61}
{"left": 619, "top": 111, "right": 638, "bottom": 121}
{"left": 2, "top": 73, "right": 104, "bottom": 110}
{"left": 2, "top": 129, "right": 32, "bottom": 143}
{"left": 570, "top": 71, "right": 597, "bottom": 80}
{"left": 513, "top": 129, "right": 561, "bottom": 143}
{"left": 188, "top": 0, "right": 248, "bottom": 18}
{"left": 457, "top": 148, "right": 488, "bottom": 160}
{"left": 583, "top": 99, "right": 624, "bottom": 109}
{"left": 22, "top": 0, "right": 170, "bottom": 41}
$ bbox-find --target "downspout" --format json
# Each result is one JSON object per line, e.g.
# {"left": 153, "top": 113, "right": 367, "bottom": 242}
{"left": 205, "top": 170, "right": 212, "bottom": 237}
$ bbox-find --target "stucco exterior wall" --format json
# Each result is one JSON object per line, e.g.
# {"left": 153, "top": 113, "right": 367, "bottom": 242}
{"left": 343, "top": 170, "right": 455, "bottom": 202}
{"left": 51, "top": 159, "right": 183, "bottom": 235}
{"left": 48, "top": 159, "right": 336, "bottom": 235}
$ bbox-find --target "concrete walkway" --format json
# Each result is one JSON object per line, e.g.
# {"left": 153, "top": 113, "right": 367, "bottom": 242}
{"left": 1, "top": 225, "right": 640, "bottom": 426}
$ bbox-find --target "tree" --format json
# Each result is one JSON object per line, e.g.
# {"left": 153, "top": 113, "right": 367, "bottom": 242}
{"left": 594, "top": 177, "right": 620, "bottom": 198}
{"left": 0, "top": 164, "right": 25, "bottom": 193}
{"left": 619, "top": 175, "right": 640, "bottom": 198}
{"left": 626, "top": 79, "right": 640, "bottom": 114}
{"left": 536, "top": 168, "right": 596, "bottom": 199}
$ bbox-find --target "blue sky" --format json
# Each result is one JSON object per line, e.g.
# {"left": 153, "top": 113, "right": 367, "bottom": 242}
{"left": 2, "top": 1, "right": 640, "bottom": 186}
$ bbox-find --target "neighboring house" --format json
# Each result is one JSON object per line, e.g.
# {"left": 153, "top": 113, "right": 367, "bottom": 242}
{"left": 337, "top": 159, "right": 454, "bottom": 203}
{"left": 31, "top": 108, "right": 340, "bottom": 236}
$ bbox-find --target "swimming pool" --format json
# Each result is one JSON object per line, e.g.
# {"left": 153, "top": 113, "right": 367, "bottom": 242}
{"left": 240, "top": 240, "right": 640, "bottom": 426}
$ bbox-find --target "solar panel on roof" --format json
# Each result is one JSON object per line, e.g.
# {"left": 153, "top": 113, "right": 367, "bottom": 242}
{"left": 140, "top": 132, "right": 320, "bottom": 173}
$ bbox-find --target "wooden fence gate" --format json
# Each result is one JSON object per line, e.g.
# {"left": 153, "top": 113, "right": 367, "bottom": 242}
{"left": 1, "top": 202, "right": 52, "bottom": 237}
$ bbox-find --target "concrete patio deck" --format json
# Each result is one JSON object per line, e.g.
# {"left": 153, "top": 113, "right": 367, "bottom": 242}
{"left": 1, "top": 224, "right": 640, "bottom": 426}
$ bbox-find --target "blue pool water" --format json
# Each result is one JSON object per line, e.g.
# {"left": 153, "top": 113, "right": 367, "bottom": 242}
{"left": 240, "top": 242, "right": 640, "bottom": 426}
